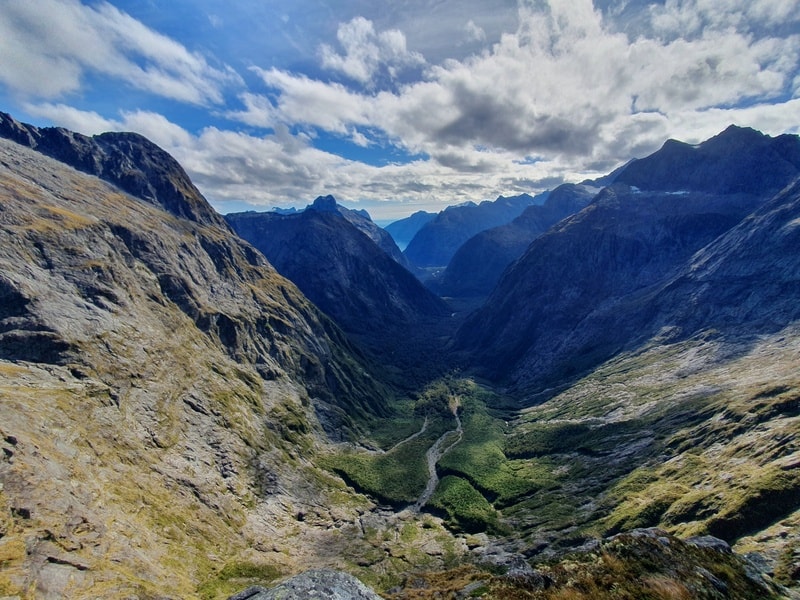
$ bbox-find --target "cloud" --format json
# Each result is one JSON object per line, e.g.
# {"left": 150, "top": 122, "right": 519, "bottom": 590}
{"left": 648, "top": 0, "right": 800, "bottom": 38}
{"left": 250, "top": 67, "right": 374, "bottom": 134}
{"left": 319, "top": 17, "right": 425, "bottom": 86}
{"left": 0, "top": 0, "right": 240, "bottom": 104}
{"left": 465, "top": 20, "right": 487, "bottom": 42}
{"left": 25, "top": 102, "right": 575, "bottom": 214}
{"left": 236, "top": 1, "right": 799, "bottom": 164}
{"left": 16, "top": 1, "right": 800, "bottom": 219}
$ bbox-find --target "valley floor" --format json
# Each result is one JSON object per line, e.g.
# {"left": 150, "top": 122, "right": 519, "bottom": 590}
{"left": 320, "top": 324, "right": 800, "bottom": 598}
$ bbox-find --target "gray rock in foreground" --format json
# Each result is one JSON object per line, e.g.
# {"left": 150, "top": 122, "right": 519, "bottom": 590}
{"left": 228, "top": 569, "right": 385, "bottom": 600}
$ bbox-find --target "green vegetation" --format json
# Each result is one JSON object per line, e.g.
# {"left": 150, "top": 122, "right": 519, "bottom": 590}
{"left": 429, "top": 476, "right": 503, "bottom": 533}
{"left": 322, "top": 377, "right": 472, "bottom": 505}
{"left": 438, "top": 399, "right": 550, "bottom": 507}
{"left": 322, "top": 421, "right": 443, "bottom": 504}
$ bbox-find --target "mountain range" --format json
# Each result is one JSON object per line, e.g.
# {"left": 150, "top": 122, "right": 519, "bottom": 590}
{"left": 0, "top": 112, "right": 798, "bottom": 599}
{"left": 456, "top": 125, "right": 800, "bottom": 392}
{"left": 434, "top": 183, "right": 596, "bottom": 298}
{"left": 383, "top": 210, "right": 436, "bottom": 250}
{"left": 402, "top": 193, "right": 544, "bottom": 269}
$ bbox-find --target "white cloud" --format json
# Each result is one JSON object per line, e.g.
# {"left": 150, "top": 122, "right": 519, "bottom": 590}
{"left": 252, "top": 67, "right": 374, "bottom": 133}
{"left": 319, "top": 17, "right": 425, "bottom": 86}
{"left": 15, "top": 1, "right": 800, "bottom": 219}
{"left": 649, "top": 0, "right": 800, "bottom": 38}
{"left": 0, "top": 0, "right": 240, "bottom": 105}
{"left": 23, "top": 102, "right": 574, "bottom": 215}
{"left": 465, "top": 20, "right": 487, "bottom": 42}
{"left": 237, "top": 0, "right": 800, "bottom": 166}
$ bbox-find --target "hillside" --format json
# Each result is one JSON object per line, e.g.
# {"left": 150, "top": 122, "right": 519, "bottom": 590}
{"left": 0, "top": 132, "right": 439, "bottom": 599}
{"left": 457, "top": 126, "right": 800, "bottom": 391}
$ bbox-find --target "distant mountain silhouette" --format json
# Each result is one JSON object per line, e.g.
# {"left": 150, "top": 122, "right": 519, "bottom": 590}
{"left": 384, "top": 210, "right": 437, "bottom": 250}
{"left": 616, "top": 124, "right": 800, "bottom": 194}
{"left": 403, "top": 193, "right": 543, "bottom": 268}
{"left": 436, "top": 184, "right": 595, "bottom": 298}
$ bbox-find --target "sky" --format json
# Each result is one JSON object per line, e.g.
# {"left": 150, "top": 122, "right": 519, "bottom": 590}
{"left": 1, "top": 0, "right": 799, "bottom": 221}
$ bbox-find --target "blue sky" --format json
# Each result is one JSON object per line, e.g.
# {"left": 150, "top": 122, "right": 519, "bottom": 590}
{"left": 1, "top": 0, "right": 799, "bottom": 220}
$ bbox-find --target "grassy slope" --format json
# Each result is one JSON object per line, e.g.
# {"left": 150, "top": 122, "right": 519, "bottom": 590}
{"left": 504, "top": 326, "right": 800, "bottom": 583}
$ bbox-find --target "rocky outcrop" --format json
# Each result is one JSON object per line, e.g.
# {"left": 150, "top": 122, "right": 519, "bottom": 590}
{"left": 229, "top": 570, "right": 385, "bottom": 600}
{"left": 0, "top": 111, "right": 225, "bottom": 227}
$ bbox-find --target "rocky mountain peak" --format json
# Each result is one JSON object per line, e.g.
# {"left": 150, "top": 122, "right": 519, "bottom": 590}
{"left": 301, "top": 194, "right": 408, "bottom": 267}
{"left": 615, "top": 123, "right": 800, "bottom": 195}
{"left": 309, "top": 194, "right": 339, "bottom": 213}
{"left": 0, "top": 112, "right": 226, "bottom": 228}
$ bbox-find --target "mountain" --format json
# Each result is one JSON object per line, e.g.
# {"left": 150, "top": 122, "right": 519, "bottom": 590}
{"left": 403, "top": 193, "right": 544, "bottom": 268}
{"left": 455, "top": 125, "right": 800, "bottom": 392}
{"left": 651, "top": 177, "right": 800, "bottom": 338}
{"left": 435, "top": 183, "right": 596, "bottom": 298}
{"left": 2, "top": 114, "right": 797, "bottom": 599}
{"left": 0, "top": 124, "right": 408, "bottom": 598}
{"left": 225, "top": 204, "right": 451, "bottom": 379}
{"left": 616, "top": 124, "right": 800, "bottom": 194}
{"left": 0, "top": 112, "right": 225, "bottom": 228}
{"left": 438, "top": 127, "right": 800, "bottom": 588}
{"left": 471, "top": 179, "right": 800, "bottom": 585}
{"left": 384, "top": 210, "right": 437, "bottom": 250}
{"left": 308, "top": 194, "right": 411, "bottom": 269}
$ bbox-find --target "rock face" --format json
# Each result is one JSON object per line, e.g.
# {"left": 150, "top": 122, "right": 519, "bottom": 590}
{"left": 0, "top": 111, "right": 225, "bottom": 227}
{"left": 0, "top": 127, "right": 388, "bottom": 422}
{"left": 226, "top": 203, "right": 451, "bottom": 376}
{"left": 655, "top": 178, "right": 800, "bottom": 327}
{"left": 456, "top": 126, "right": 800, "bottom": 391}
{"left": 436, "top": 183, "right": 595, "bottom": 298}
{"left": 229, "top": 570, "right": 385, "bottom": 600}
{"left": 308, "top": 195, "right": 410, "bottom": 269}
{"left": 0, "top": 128, "right": 390, "bottom": 599}
{"left": 403, "top": 193, "right": 543, "bottom": 268}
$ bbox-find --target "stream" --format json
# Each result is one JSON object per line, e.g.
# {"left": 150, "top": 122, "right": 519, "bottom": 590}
{"left": 411, "top": 409, "right": 463, "bottom": 512}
